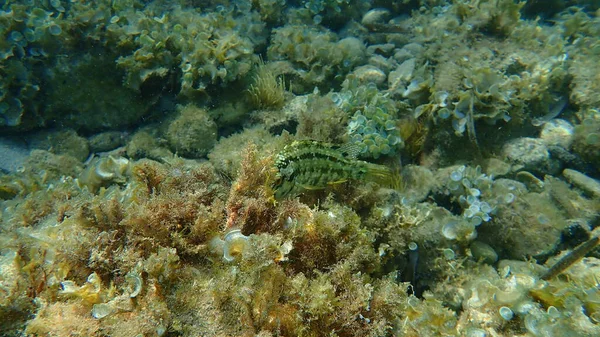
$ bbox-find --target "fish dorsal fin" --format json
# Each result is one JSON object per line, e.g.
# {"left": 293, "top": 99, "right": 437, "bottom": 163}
{"left": 338, "top": 142, "right": 361, "bottom": 159}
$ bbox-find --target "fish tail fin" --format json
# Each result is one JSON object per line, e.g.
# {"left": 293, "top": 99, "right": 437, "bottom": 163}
{"left": 364, "top": 162, "right": 405, "bottom": 191}
{"left": 364, "top": 163, "right": 394, "bottom": 186}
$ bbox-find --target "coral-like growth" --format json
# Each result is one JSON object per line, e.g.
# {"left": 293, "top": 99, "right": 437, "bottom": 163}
{"left": 122, "top": 159, "right": 227, "bottom": 256}
{"left": 248, "top": 59, "right": 287, "bottom": 109}
{"left": 333, "top": 78, "right": 404, "bottom": 159}
{"left": 224, "top": 142, "right": 278, "bottom": 234}
{"left": 296, "top": 92, "right": 348, "bottom": 143}
{"left": 267, "top": 26, "right": 365, "bottom": 92}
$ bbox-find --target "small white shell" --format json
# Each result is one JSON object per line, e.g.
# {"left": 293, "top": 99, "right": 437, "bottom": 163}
{"left": 125, "top": 272, "right": 143, "bottom": 298}
{"left": 92, "top": 303, "right": 115, "bottom": 319}
{"left": 361, "top": 8, "right": 391, "bottom": 26}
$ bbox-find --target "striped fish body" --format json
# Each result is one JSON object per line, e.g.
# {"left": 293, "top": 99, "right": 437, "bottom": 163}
{"left": 273, "top": 140, "right": 392, "bottom": 199}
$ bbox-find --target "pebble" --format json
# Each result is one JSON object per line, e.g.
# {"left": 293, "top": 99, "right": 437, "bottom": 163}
{"left": 368, "top": 55, "right": 393, "bottom": 73}
{"left": 89, "top": 131, "right": 127, "bottom": 153}
{"left": 388, "top": 58, "right": 416, "bottom": 90}
{"left": 366, "top": 43, "right": 396, "bottom": 57}
{"left": 502, "top": 137, "right": 559, "bottom": 174}
{"left": 483, "top": 158, "right": 511, "bottom": 177}
{"left": 515, "top": 171, "right": 545, "bottom": 192}
{"left": 352, "top": 65, "right": 387, "bottom": 86}
{"left": 540, "top": 119, "right": 574, "bottom": 148}
{"left": 470, "top": 241, "right": 498, "bottom": 264}
{"left": 547, "top": 145, "right": 591, "bottom": 174}
{"left": 563, "top": 168, "right": 600, "bottom": 198}
{"left": 361, "top": 8, "right": 391, "bottom": 26}
{"left": 402, "top": 165, "right": 434, "bottom": 202}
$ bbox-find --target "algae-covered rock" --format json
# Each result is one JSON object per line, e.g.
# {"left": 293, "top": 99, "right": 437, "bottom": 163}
{"left": 126, "top": 130, "right": 172, "bottom": 161}
{"left": 479, "top": 180, "right": 570, "bottom": 259}
{"left": 563, "top": 168, "right": 600, "bottom": 199}
{"left": 166, "top": 105, "right": 218, "bottom": 158}
{"left": 267, "top": 26, "right": 366, "bottom": 92}
{"left": 45, "top": 56, "right": 153, "bottom": 132}
{"left": 29, "top": 129, "right": 90, "bottom": 162}
{"left": 502, "top": 137, "right": 560, "bottom": 175}
{"left": 540, "top": 119, "right": 574, "bottom": 149}
{"left": 401, "top": 165, "right": 435, "bottom": 203}
{"left": 208, "top": 126, "right": 279, "bottom": 179}
{"left": 24, "top": 149, "right": 83, "bottom": 180}
{"left": 572, "top": 114, "right": 600, "bottom": 171}
{"left": 89, "top": 131, "right": 127, "bottom": 153}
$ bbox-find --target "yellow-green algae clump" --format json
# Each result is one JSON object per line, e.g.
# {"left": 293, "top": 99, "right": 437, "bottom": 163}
{"left": 1, "top": 137, "right": 600, "bottom": 336}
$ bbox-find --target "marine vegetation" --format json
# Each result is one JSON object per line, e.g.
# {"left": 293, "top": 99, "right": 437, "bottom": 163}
{"left": 248, "top": 59, "right": 287, "bottom": 109}
{"left": 3, "top": 1, "right": 600, "bottom": 336}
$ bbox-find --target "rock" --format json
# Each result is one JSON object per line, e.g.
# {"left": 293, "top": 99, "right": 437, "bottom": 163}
{"left": 89, "top": 131, "right": 127, "bottom": 153}
{"left": 540, "top": 119, "right": 574, "bottom": 148}
{"left": 483, "top": 158, "right": 511, "bottom": 177}
{"left": 547, "top": 145, "right": 591, "bottom": 174}
{"left": 563, "top": 168, "right": 600, "bottom": 198}
{"left": 366, "top": 43, "right": 396, "bottom": 57}
{"left": 393, "top": 43, "right": 424, "bottom": 63}
{"left": 402, "top": 165, "right": 434, "bottom": 202}
{"left": 388, "top": 58, "right": 416, "bottom": 91}
{"left": 352, "top": 65, "right": 387, "bottom": 86}
{"left": 361, "top": 8, "right": 391, "bottom": 26}
{"left": 368, "top": 55, "right": 393, "bottom": 73}
{"left": 29, "top": 129, "right": 90, "bottom": 162}
{"left": 515, "top": 171, "right": 544, "bottom": 192}
{"left": 166, "top": 105, "right": 217, "bottom": 158}
{"left": 502, "top": 137, "right": 559, "bottom": 174}
{"left": 470, "top": 241, "right": 498, "bottom": 264}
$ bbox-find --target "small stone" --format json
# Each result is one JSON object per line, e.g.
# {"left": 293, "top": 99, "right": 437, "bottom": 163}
{"left": 366, "top": 43, "right": 396, "bottom": 57}
{"left": 361, "top": 8, "right": 390, "bottom": 26}
{"left": 393, "top": 43, "right": 424, "bottom": 63}
{"left": 30, "top": 129, "right": 90, "bottom": 162}
{"left": 92, "top": 303, "right": 115, "bottom": 319}
{"left": 89, "top": 131, "right": 126, "bottom": 153}
{"left": 166, "top": 104, "right": 217, "bottom": 158}
{"left": 402, "top": 165, "right": 434, "bottom": 202}
{"left": 515, "top": 171, "right": 544, "bottom": 192}
{"left": 503, "top": 137, "right": 547, "bottom": 166}
{"left": 368, "top": 55, "right": 393, "bottom": 73}
{"left": 483, "top": 158, "right": 511, "bottom": 177}
{"left": 388, "top": 58, "right": 416, "bottom": 90}
{"left": 502, "top": 137, "right": 559, "bottom": 174}
{"left": 547, "top": 146, "right": 585, "bottom": 170}
{"left": 563, "top": 168, "right": 600, "bottom": 198}
{"left": 352, "top": 65, "right": 386, "bottom": 86}
{"left": 540, "top": 119, "right": 574, "bottom": 148}
{"left": 470, "top": 241, "right": 498, "bottom": 264}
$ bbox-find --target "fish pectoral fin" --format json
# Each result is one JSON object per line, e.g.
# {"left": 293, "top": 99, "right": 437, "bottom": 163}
{"left": 299, "top": 184, "right": 325, "bottom": 191}
{"left": 327, "top": 179, "right": 348, "bottom": 186}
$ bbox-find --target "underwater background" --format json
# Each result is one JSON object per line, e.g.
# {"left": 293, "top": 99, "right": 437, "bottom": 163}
{"left": 1, "top": 0, "right": 600, "bottom": 336}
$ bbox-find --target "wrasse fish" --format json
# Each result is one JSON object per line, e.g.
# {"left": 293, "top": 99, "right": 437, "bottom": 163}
{"left": 273, "top": 140, "right": 394, "bottom": 199}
